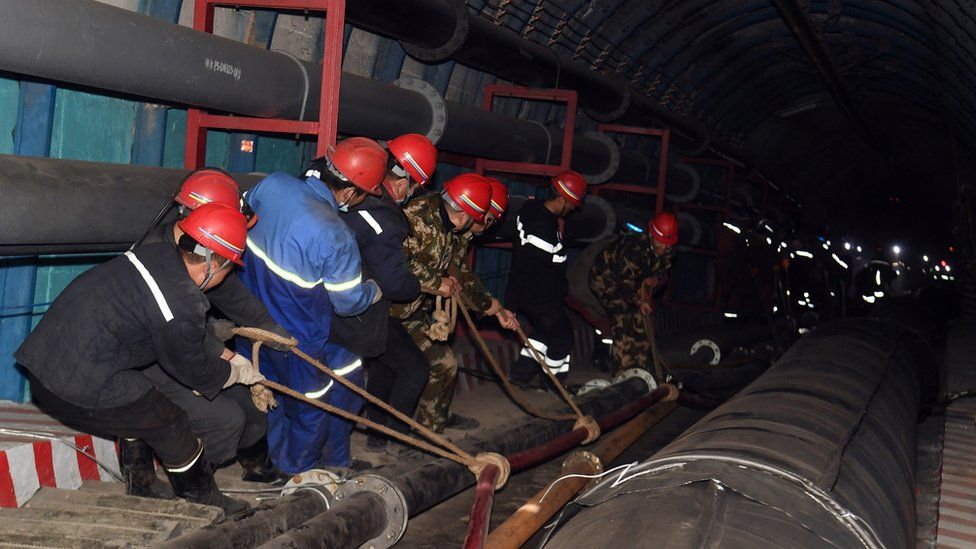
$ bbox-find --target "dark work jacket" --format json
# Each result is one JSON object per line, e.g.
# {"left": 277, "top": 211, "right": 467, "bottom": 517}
{"left": 15, "top": 243, "right": 230, "bottom": 409}
{"left": 506, "top": 199, "right": 569, "bottom": 308}
{"left": 332, "top": 195, "right": 421, "bottom": 357}
{"left": 143, "top": 221, "right": 278, "bottom": 331}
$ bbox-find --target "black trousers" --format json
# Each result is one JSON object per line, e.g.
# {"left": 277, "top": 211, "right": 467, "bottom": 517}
{"left": 143, "top": 365, "right": 266, "bottom": 465}
{"left": 510, "top": 299, "right": 574, "bottom": 383}
{"left": 29, "top": 374, "right": 199, "bottom": 467}
{"left": 365, "top": 318, "right": 431, "bottom": 434}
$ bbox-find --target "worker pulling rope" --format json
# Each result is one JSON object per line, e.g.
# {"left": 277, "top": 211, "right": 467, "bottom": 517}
{"left": 234, "top": 327, "right": 510, "bottom": 489}
{"left": 455, "top": 296, "right": 601, "bottom": 445}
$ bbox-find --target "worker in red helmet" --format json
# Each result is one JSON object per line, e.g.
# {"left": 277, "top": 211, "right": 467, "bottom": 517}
{"left": 16, "top": 203, "right": 259, "bottom": 515}
{"left": 131, "top": 168, "right": 293, "bottom": 496}
{"left": 393, "top": 172, "right": 519, "bottom": 433}
{"left": 589, "top": 211, "right": 678, "bottom": 375}
{"left": 333, "top": 134, "right": 437, "bottom": 452}
{"left": 506, "top": 170, "right": 588, "bottom": 389}
{"left": 235, "top": 136, "right": 385, "bottom": 474}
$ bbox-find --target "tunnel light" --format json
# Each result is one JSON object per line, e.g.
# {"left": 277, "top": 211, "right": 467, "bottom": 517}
{"left": 601, "top": 338, "right": 614, "bottom": 345}
{"left": 786, "top": 290, "right": 791, "bottom": 296}
{"left": 830, "top": 291, "right": 836, "bottom": 297}
{"left": 923, "top": 254, "right": 930, "bottom": 262}
{"left": 798, "top": 327, "right": 811, "bottom": 335}
{"left": 856, "top": 245, "right": 862, "bottom": 253}
{"left": 594, "top": 329, "right": 602, "bottom": 336}
{"left": 763, "top": 223, "right": 774, "bottom": 233}
{"left": 862, "top": 295, "right": 876, "bottom": 304}
{"left": 892, "top": 245, "right": 901, "bottom": 255}
{"left": 822, "top": 243, "right": 830, "bottom": 251}
{"left": 941, "top": 275, "right": 950, "bottom": 281}
{"left": 795, "top": 250, "right": 813, "bottom": 259}
{"left": 844, "top": 242, "right": 851, "bottom": 251}
{"left": 874, "top": 291, "right": 885, "bottom": 298}
{"left": 723, "top": 312, "right": 738, "bottom": 318}
{"left": 625, "top": 222, "right": 644, "bottom": 233}
{"left": 826, "top": 240, "right": 831, "bottom": 247}
{"left": 766, "top": 237, "right": 773, "bottom": 246}
{"left": 773, "top": 306, "right": 779, "bottom": 313}
{"left": 831, "top": 254, "right": 848, "bottom": 269}
{"left": 934, "top": 265, "right": 941, "bottom": 272}
{"left": 722, "top": 222, "right": 741, "bottom": 234}
{"left": 790, "top": 252, "right": 796, "bottom": 259}
{"left": 875, "top": 271, "right": 881, "bottom": 286}
{"left": 945, "top": 264, "right": 951, "bottom": 272}
{"left": 803, "top": 291, "right": 810, "bottom": 297}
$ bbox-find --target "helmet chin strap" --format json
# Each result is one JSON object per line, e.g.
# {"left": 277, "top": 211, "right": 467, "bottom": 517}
{"left": 129, "top": 194, "right": 177, "bottom": 252}
{"left": 194, "top": 245, "right": 230, "bottom": 289}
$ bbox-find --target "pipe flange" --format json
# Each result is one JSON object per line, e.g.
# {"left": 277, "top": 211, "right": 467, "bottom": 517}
{"left": 667, "top": 162, "right": 700, "bottom": 204}
{"left": 577, "top": 378, "right": 612, "bottom": 396}
{"left": 583, "top": 132, "right": 620, "bottom": 185}
{"left": 335, "top": 474, "right": 408, "bottom": 549}
{"left": 280, "top": 468, "right": 341, "bottom": 507}
{"left": 401, "top": 1, "right": 469, "bottom": 63}
{"left": 392, "top": 77, "right": 448, "bottom": 145}
{"left": 613, "top": 368, "right": 658, "bottom": 393}
{"left": 584, "top": 87, "right": 632, "bottom": 123}
{"left": 690, "top": 339, "right": 721, "bottom": 365}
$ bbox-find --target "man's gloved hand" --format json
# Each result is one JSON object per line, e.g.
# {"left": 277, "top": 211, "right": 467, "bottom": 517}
{"left": 210, "top": 319, "right": 237, "bottom": 342}
{"left": 250, "top": 384, "right": 278, "bottom": 412}
{"left": 263, "top": 323, "right": 296, "bottom": 352}
{"left": 223, "top": 353, "right": 266, "bottom": 388}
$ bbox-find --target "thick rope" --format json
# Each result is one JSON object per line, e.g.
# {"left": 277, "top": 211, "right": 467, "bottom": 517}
{"left": 234, "top": 327, "right": 510, "bottom": 488}
{"left": 453, "top": 298, "right": 576, "bottom": 422}
{"left": 643, "top": 313, "right": 668, "bottom": 381}
{"left": 428, "top": 295, "right": 457, "bottom": 341}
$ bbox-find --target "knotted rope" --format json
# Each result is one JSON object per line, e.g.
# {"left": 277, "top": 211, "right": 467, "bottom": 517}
{"left": 427, "top": 295, "right": 457, "bottom": 341}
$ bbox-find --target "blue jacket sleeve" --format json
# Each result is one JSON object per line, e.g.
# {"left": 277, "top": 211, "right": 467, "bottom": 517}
{"left": 322, "top": 230, "right": 377, "bottom": 317}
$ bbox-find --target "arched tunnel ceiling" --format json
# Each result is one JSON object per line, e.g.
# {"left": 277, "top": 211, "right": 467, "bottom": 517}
{"left": 469, "top": 0, "right": 976, "bottom": 246}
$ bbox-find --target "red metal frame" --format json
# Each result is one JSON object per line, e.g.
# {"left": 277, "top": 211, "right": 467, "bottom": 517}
{"left": 475, "top": 84, "right": 578, "bottom": 177}
{"left": 184, "top": 0, "right": 345, "bottom": 168}
{"left": 592, "top": 124, "right": 671, "bottom": 215}
{"left": 663, "top": 156, "right": 736, "bottom": 312}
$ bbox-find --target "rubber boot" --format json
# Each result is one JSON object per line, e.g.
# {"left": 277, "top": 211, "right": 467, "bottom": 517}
{"left": 236, "top": 437, "right": 291, "bottom": 486}
{"left": 165, "top": 447, "right": 249, "bottom": 516}
{"left": 119, "top": 438, "right": 173, "bottom": 499}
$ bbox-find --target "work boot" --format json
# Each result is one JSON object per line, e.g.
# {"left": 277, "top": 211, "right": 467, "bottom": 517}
{"left": 119, "top": 438, "right": 173, "bottom": 499}
{"left": 445, "top": 413, "right": 480, "bottom": 430}
{"left": 165, "top": 448, "right": 249, "bottom": 516}
{"left": 237, "top": 437, "right": 291, "bottom": 486}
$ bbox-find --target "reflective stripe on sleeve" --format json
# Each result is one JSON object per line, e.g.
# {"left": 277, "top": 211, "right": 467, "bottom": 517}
{"left": 358, "top": 211, "right": 383, "bottom": 235}
{"left": 246, "top": 237, "right": 322, "bottom": 289}
{"left": 124, "top": 251, "right": 174, "bottom": 322}
{"left": 323, "top": 274, "right": 363, "bottom": 292}
{"left": 517, "top": 218, "right": 563, "bottom": 254}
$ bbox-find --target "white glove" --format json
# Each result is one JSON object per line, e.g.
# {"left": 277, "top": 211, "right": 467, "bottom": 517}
{"left": 223, "top": 353, "right": 266, "bottom": 388}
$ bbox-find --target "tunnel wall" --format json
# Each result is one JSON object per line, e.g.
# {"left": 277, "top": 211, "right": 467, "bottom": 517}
{"left": 544, "top": 316, "right": 928, "bottom": 549}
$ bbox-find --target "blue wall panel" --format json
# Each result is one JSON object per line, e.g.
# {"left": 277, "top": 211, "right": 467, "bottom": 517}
{"left": 0, "top": 78, "right": 17, "bottom": 154}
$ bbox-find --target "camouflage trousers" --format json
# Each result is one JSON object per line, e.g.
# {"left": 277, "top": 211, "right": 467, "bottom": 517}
{"left": 606, "top": 306, "right": 651, "bottom": 374}
{"left": 403, "top": 317, "right": 458, "bottom": 433}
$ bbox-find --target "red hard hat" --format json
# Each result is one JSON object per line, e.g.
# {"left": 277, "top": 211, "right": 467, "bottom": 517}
{"left": 326, "top": 137, "right": 388, "bottom": 195}
{"left": 485, "top": 177, "right": 509, "bottom": 218}
{"left": 552, "top": 170, "right": 587, "bottom": 206}
{"left": 649, "top": 211, "right": 679, "bottom": 246}
{"left": 175, "top": 168, "right": 241, "bottom": 210}
{"left": 177, "top": 203, "right": 248, "bottom": 266}
{"left": 387, "top": 133, "right": 437, "bottom": 186}
{"left": 442, "top": 173, "right": 492, "bottom": 223}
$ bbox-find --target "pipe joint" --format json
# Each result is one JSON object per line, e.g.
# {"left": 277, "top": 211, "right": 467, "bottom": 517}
{"left": 666, "top": 162, "right": 701, "bottom": 204}
{"left": 392, "top": 77, "right": 449, "bottom": 145}
{"left": 582, "top": 131, "right": 621, "bottom": 185}
{"left": 335, "top": 474, "right": 408, "bottom": 549}
{"left": 584, "top": 86, "right": 632, "bottom": 123}
{"left": 612, "top": 368, "right": 658, "bottom": 393}
{"left": 279, "top": 468, "right": 341, "bottom": 506}
{"left": 401, "top": 1, "right": 469, "bottom": 62}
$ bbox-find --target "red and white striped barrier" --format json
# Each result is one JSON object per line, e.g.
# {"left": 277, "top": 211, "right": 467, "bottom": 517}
{"left": 0, "top": 401, "right": 119, "bottom": 508}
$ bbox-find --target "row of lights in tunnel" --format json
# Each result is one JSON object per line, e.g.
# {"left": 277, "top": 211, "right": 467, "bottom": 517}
{"left": 717, "top": 221, "right": 956, "bottom": 320}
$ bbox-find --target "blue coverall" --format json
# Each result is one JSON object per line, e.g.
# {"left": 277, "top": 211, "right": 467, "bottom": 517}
{"left": 237, "top": 172, "right": 378, "bottom": 473}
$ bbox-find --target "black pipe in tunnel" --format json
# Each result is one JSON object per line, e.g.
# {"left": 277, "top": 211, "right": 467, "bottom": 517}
{"left": 543, "top": 314, "right": 931, "bottom": 549}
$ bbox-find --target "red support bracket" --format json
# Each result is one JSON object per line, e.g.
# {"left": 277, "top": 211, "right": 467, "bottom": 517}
{"left": 474, "top": 84, "right": 578, "bottom": 177}
{"left": 184, "top": 0, "right": 345, "bottom": 169}
{"left": 593, "top": 125, "right": 671, "bottom": 214}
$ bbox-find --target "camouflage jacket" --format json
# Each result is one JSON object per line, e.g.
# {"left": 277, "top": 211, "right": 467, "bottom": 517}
{"left": 391, "top": 193, "right": 493, "bottom": 320}
{"left": 589, "top": 232, "right": 675, "bottom": 307}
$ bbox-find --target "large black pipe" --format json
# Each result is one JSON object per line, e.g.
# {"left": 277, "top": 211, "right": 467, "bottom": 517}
{"left": 163, "top": 378, "right": 651, "bottom": 548}
{"left": 544, "top": 316, "right": 929, "bottom": 548}
{"left": 0, "top": 0, "right": 668, "bottom": 187}
{"left": 0, "top": 155, "right": 616, "bottom": 254}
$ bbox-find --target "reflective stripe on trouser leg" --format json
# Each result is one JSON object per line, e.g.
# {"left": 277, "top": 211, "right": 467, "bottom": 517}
{"left": 416, "top": 339, "right": 458, "bottom": 433}
{"left": 317, "top": 366, "right": 365, "bottom": 468}
{"left": 520, "top": 337, "right": 570, "bottom": 374}
{"left": 263, "top": 351, "right": 332, "bottom": 474}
